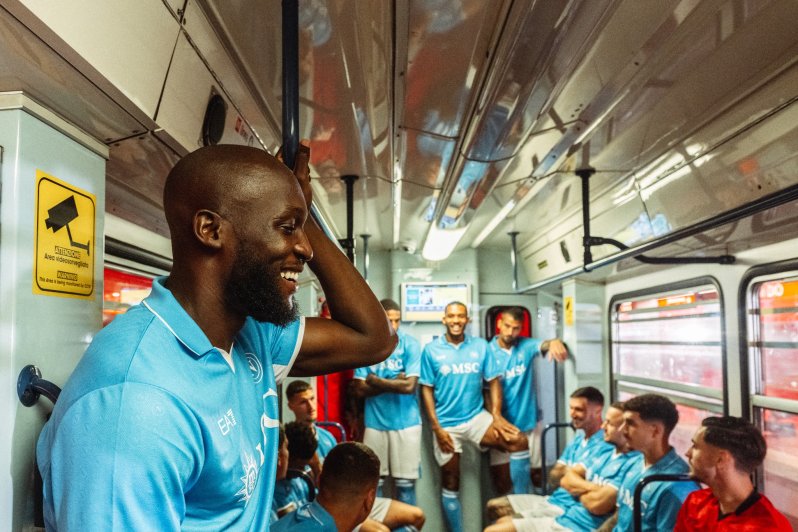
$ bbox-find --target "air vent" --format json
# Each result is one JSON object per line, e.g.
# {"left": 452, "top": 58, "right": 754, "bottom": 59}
{"left": 537, "top": 259, "right": 548, "bottom": 270}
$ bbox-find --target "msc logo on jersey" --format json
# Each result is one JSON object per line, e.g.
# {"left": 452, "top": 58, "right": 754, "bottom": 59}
{"left": 441, "top": 362, "right": 481, "bottom": 375}
{"left": 505, "top": 363, "right": 526, "bottom": 379}
{"left": 378, "top": 357, "right": 404, "bottom": 372}
{"left": 246, "top": 352, "right": 263, "bottom": 383}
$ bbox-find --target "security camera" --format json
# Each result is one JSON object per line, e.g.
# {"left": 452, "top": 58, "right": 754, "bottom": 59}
{"left": 399, "top": 240, "right": 417, "bottom": 254}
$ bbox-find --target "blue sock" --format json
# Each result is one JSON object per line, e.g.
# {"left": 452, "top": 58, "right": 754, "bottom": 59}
{"left": 395, "top": 478, "right": 417, "bottom": 506}
{"left": 441, "top": 489, "right": 462, "bottom": 532}
{"left": 392, "top": 528, "right": 419, "bottom": 532}
{"left": 377, "top": 477, "right": 385, "bottom": 498}
{"left": 510, "top": 451, "right": 531, "bottom": 494}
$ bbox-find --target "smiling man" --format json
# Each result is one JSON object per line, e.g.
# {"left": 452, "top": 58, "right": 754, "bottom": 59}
{"left": 36, "top": 143, "right": 396, "bottom": 531}
{"left": 420, "top": 301, "right": 528, "bottom": 532}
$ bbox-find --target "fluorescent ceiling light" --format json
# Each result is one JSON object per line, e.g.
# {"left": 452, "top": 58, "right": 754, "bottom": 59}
{"left": 421, "top": 225, "right": 467, "bottom": 261}
{"left": 472, "top": 199, "right": 517, "bottom": 247}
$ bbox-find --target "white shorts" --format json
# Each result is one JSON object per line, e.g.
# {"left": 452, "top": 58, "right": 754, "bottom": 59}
{"left": 432, "top": 409, "right": 493, "bottom": 466}
{"left": 507, "top": 494, "right": 564, "bottom": 518}
{"left": 512, "top": 516, "right": 569, "bottom": 532}
{"left": 489, "top": 424, "right": 542, "bottom": 466}
{"left": 363, "top": 425, "right": 421, "bottom": 479}
{"left": 368, "top": 496, "right": 391, "bottom": 522}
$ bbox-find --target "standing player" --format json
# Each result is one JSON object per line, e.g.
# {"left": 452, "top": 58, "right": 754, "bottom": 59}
{"left": 420, "top": 301, "right": 527, "bottom": 532}
{"left": 36, "top": 143, "right": 396, "bottom": 530}
{"left": 487, "top": 307, "right": 568, "bottom": 494}
{"left": 351, "top": 298, "right": 423, "bottom": 506}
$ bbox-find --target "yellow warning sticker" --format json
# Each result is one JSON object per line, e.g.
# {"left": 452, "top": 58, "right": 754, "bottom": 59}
{"left": 564, "top": 296, "right": 574, "bottom": 326}
{"left": 33, "top": 170, "right": 96, "bottom": 298}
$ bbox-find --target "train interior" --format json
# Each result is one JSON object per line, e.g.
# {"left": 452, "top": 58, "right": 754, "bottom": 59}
{"left": 1, "top": 0, "right": 797, "bottom": 530}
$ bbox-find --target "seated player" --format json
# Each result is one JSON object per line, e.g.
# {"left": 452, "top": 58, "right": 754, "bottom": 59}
{"left": 675, "top": 416, "right": 791, "bottom": 530}
{"left": 606, "top": 394, "right": 699, "bottom": 532}
{"left": 485, "top": 402, "right": 638, "bottom": 531}
{"left": 273, "top": 442, "right": 380, "bottom": 532}
{"left": 270, "top": 424, "right": 291, "bottom": 524}
{"left": 486, "top": 387, "right": 613, "bottom": 523}
{"left": 286, "top": 380, "right": 338, "bottom": 462}
{"left": 273, "top": 422, "right": 318, "bottom": 515}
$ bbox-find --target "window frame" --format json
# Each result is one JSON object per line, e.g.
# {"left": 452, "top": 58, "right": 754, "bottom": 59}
{"left": 608, "top": 275, "right": 727, "bottom": 415}
{"left": 740, "top": 259, "right": 798, "bottom": 418}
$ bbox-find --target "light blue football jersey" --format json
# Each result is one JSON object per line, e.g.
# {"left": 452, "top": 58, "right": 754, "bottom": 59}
{"left": 272, "top": 500, "right": 337, "bottom": 531}
{"left": 315, "top": 425, "right": 338, "bottom": 461}
{"left": 556, "top": 449, "right": 640, "bottom": 530}
{"left": 37, "top": 277, "right": 302, "bottom": 531}
{"left": 547, "top": 429, "right": 614, "bottom": 511}
{"left": 354, "top": 328, "right": 422, "bottom": 431}
{"left": 273, "top": 476, "right": 311, "bottom": 515}
{"left": 488, "top": 336, "right": 542, "bottom": 431}
{"left": 419, "top": 334, "right": 500, "bottom": 427}
{"left": 614, "top": 448, "right": 699, "bottom": 532}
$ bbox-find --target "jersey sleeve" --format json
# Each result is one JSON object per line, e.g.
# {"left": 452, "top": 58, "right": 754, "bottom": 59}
{"left": 39, "top": 383, "right": 201, "bottom": 531}
{"left": 270, "top": 317, "right": 305, "bottom": 384}
{"left": 404, "top": 336, "right": 422, "bottom": 377}
{"left": 482, "top": 341, "right": 502, "bottom": 381}
{"left": 557, "top": 435, "right": 580, "bottom": 465}
{"left": 419, "top": 346, "right": 435, "bottom": 387}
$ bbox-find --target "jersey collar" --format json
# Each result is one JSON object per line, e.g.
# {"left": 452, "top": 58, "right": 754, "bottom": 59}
{"left": 141, "top": 276, "right": 217, "bottom": 359}
{"left": 439, "top": 333, "right": 472, "bottom": 348}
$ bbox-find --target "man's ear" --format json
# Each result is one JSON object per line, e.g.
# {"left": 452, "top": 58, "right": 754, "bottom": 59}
{"left": 193, "top": 209, "right": 224, "bottom": 250}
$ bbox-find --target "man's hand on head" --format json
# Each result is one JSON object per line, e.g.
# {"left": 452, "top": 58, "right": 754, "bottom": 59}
{"left": 276, "top": 139, "right": 313, "bottom": 208}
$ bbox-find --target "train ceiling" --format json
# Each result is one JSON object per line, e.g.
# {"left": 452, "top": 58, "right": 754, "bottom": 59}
{"left": 2, "top": 0, "right": 798, "bottom": 286}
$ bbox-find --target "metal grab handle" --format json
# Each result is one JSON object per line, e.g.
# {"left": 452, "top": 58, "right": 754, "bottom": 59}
{"left": 316, "top": 421, "right": 347, "bottom": 442}
{"left": 541, "top": 422, "right": 573, "bottom": 494}
{"left": 17, "top": 365, "right": 61, "bottom": 406}
{"left": 633, "top": 473, "right": 694, "bottom": 532}
{"left": 285, "top": 467, "right": 317, "bottom": 502}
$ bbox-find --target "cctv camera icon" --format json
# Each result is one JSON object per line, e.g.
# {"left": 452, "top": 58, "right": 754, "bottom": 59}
{"left": 45, "top": 195, "right": 90, "bottom": 255}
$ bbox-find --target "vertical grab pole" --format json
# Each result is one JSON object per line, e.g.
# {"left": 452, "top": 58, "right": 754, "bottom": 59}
{"left": 361, "top": 234, "right": 371, "bottom": 280}
{"left": 340, "top": 175, "right": 358, "bottom": 264}
{"left": 508, "top": 231, "right": 519, "bottom": 292}
{"left": 577, "top": 168, "right": 595, "bottom": 268}
{"left": 281, "top": 0, "right": 299, "bottom": 169}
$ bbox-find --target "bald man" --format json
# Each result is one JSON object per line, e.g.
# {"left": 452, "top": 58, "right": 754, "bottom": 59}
{"left": 36, "top": 143, "right": 396, "bottom": 531}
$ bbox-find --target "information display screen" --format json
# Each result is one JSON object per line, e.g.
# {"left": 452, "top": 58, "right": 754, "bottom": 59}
{"left": 401, "top": 282, "right": 470, "bottom": 322}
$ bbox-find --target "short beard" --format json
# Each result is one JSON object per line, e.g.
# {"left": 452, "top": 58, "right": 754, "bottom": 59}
{"left": 224, "top": 242, "right": 299, "bottom": 326}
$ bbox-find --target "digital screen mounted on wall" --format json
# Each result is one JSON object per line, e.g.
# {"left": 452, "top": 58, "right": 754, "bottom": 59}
{"left": 401, "top": 282, "right": 470, "bottom": 322}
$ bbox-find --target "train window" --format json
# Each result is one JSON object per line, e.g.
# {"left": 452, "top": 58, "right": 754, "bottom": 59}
{"left": 747, "top": 274, "right": 798, "bottom": 527}
{"left": 103, "top": 268, "right": 153, "bottom": 326}
{"left": 611, "top": 284, "right": 724, "bottom": 393}
{"left": 611, "top": 283, "right": 725, "bottom": 457}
